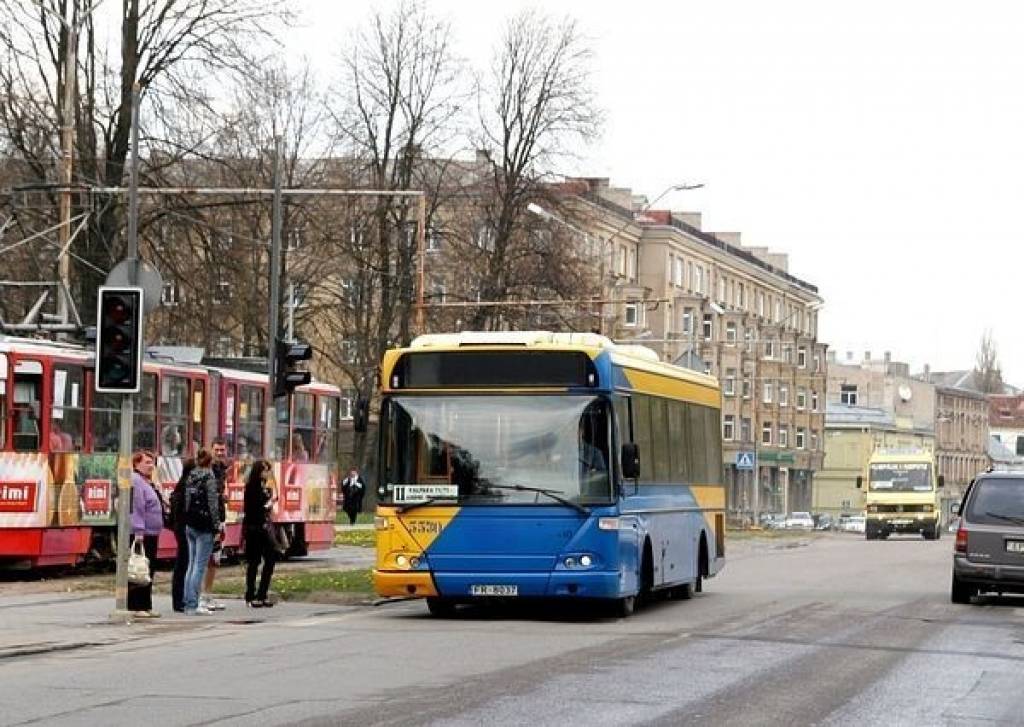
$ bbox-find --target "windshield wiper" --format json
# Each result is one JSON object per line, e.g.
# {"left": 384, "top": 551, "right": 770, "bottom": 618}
{"left": 397, "top": 497, "right": 457, "bottom": 514}
{"left": 983, "top": 511, "right": 1024, "bottom": 526}
{"left": 482, "top": 484, "right": 589, "bottom": 516}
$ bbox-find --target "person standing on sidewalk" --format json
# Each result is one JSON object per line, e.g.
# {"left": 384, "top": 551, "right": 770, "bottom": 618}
{"left": 200, "top": 437, "right": 230, "bottom": 612}
{"left": 243, "top": 460, "right": 278, "bottom": 608}
{"left": 340, "top": 467, "right": 365, "bottom": 526}
{"left": 169, "top": 458, "right": 195, "bottom": 613}
{"left": 183, "top": 448, "right": 222, "bottom": 615}
{"left": 128, "top": 450, "right": 162, "bottom": 618}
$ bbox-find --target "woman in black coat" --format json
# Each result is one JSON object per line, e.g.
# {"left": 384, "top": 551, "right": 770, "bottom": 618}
{"left": 170, "top": 458, "right": 195, "bottom": 613}
{"left": 243, "top": 459, "right": 277, "bottom": 607}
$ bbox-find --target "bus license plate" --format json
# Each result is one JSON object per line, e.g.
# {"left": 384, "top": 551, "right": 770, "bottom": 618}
{"left": 470, "top": 585, "right": 518, "bottom": 597}
{"left": 1006, "top": 540, "right": 1024, "bottom": 553}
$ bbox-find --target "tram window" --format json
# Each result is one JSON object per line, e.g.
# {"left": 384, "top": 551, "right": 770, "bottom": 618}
{"left": 192, "top": 380, "right": 205, "bottom": 452}
{"left": 292, "top": 392, "right": 314, "bottom": 462}
{"left": 132, "top": 373, "right": 158, "bottom": 451}
{"left": 315, "top": 396, "right": 339, "bottom": 464}
{"left": 91, "top": 391, "right": 121, "bottom": 452}
{"left": 274, "top": 397, "right": 290, "bottom": 460}
{"left": 12, "top": 374, "right": 41, "bottom": 452}
{"left": 237, "top": 385, "right": 264, "bottom": 459}
{"left": 159, "top": 375, "right": 189, "bottom": 457}
{"left": 224, "top": 383, "right": 237, "bottom": 452}
{"left": 50, "top": 366, "right": 84, "bottom": 452}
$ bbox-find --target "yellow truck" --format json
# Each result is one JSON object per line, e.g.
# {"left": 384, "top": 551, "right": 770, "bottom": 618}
{"left": 858, "top": 449, "right": 944, "bottom": 540}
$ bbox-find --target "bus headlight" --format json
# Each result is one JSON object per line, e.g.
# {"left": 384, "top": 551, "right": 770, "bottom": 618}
{"left": 598, "top": 517, "right": 621, "bottom": 531}
{"left": 580, "top": 555, "right": 593, "bottom": 567}
{"left": 396, "top": 554, "right": 408, "bottom": 568}
{"left": 564, "top": 557, "right": 576, "bottom": 568}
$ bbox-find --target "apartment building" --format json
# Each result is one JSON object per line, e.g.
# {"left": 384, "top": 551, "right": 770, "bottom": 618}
{"left": 569, "top": 180, "right": 827, "bottom": 522}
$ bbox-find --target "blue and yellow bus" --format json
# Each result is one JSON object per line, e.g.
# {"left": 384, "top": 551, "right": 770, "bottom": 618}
{"left": 372, "top": 331, "right": 724, "bottom": 616}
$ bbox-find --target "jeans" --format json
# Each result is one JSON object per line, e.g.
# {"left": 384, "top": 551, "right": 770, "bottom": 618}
{"left": 184, "top": 526, "right": 215, "bottom": 611}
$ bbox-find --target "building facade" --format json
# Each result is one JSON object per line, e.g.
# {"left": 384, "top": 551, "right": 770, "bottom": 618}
{"left": 570, "top": 180, "right": 827, "bottom": 523}
{"left": 933, "top": 385, "right": 989, "bottom": 512}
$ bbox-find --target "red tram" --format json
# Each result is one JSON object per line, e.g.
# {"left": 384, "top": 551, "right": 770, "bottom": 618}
{"left": 0, "top": 335, "right": 339, "bottom": 567}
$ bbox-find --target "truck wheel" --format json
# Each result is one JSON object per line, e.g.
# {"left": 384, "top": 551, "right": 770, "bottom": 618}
{"left": 950, "top": 574, "right": 975, "bottom": 604}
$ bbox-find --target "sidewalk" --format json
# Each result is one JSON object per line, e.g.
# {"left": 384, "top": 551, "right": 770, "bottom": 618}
{"left": 0, "top": 589, "right": 358, "bottom": 658}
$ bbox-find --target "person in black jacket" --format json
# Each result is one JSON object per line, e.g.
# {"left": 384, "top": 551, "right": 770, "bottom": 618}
{"left": 169, "top": 458, "right": 195, "bottom": 613}
{"left": 244, "top": 459, "right": 278, "bottom": 608}
{"left": 341, "top": 467, "right": 366, "bottom": 526}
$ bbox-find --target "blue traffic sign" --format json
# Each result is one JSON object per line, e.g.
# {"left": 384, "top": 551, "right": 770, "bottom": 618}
{"left": 736, "top": 451, "right": 755, "bottom": 470}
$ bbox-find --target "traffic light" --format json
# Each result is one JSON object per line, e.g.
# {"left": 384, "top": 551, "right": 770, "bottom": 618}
{"left": 95, "top": 286, "right": 144, "bottom": 393}
{"left": 275, "top": 339, "right": 312, "bottom": 397}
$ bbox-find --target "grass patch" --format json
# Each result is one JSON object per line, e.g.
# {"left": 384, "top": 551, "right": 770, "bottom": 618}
{"left": 334, "top": 529, "right": 375, "bottom": 548}
{"left": 210, "top": 567, "right": 374, "bottom": 602}
{"left": 726, "top": 528, "right": 820, "bottom": 540}
{"left": 334, "top": 511, "right": 374, "bottom": 525}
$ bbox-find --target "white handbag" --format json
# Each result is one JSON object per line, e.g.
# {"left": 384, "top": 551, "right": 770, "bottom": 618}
{"left": 127, "top": 537, "right": 151, "bottom": 586}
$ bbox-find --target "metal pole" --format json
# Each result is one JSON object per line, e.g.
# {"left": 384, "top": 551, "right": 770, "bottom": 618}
{"left": 265, "top": 138, "right": 283, "bottom": 459}
{"left": 416, "top": 194, "right": 426, "bottom": 332}
{"left": 56, "top": 20, "right": 76, "bottom": 327}
{"left": 287, "top": 281, "right": 295, "bottom": 342}
{"left": 113, "top": 83, "right": 142, "bottom": 618}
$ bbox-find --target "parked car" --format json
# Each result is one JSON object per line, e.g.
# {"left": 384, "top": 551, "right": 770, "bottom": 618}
{"left": 838, "top": 515, "right": 866, "bottom": 533}
{"left": 951, "top": 473, "right": 1024, "bottom": 604}
{"left": 814, "top": 513, "right": 834, "bottom": 531}
{"left": 785, "top": 511, "right": 815, "bottom": 530}
{"left": 759, "top": 513, "right": 787, "bottom": 530}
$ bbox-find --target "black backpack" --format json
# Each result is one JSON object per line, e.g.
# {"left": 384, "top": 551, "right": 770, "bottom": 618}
{"left": 185, "top": 471, "right": 214, "bottom": 532}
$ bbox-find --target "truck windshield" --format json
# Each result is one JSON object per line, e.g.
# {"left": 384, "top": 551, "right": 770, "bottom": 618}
{"left": 869, "top": 463, "right": 932, "bottom": 492}
{"left": 380, "top": 395, "right": 613, "bottom": 506}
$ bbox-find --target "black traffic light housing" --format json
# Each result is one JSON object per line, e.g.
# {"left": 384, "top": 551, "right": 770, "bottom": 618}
{"left": 275, "top": 339, "right": 313, "bottom": 397}
{"left": 95, "top": 286, "right": 144, "bottom": 393}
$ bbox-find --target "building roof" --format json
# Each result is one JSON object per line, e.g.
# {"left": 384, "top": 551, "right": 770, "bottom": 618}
{"left": 989, "top": 394, "right": 1024, "bottom": 428}
{"left": 917, "top": 369, "right": 1021, "bottom": 396}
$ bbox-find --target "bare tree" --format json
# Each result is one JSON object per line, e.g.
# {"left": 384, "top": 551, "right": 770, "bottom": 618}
{"left": 469, "top": 9, "right": 601, "bottom": 330}
{"left": 0, "top": 0, "right": 289, "bottom": 321}
{"left": 975, "top": 329, "right": 1004, "bottom": 394}
{"left": 323, "top": 0, "right": 466, "bottom": 466}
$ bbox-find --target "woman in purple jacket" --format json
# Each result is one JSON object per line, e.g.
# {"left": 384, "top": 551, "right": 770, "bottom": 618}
{"left": 128, "top": 450, "right": 164, "bottom": 617}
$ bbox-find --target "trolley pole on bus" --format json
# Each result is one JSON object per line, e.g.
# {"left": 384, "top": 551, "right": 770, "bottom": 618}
{"left": 111, "top": 84, "right": 143, "bottom": 621}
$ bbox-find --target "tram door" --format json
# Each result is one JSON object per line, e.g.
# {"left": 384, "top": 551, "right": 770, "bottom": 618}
{"left": 12, "top": 360, "right": 43, "bottom": 452}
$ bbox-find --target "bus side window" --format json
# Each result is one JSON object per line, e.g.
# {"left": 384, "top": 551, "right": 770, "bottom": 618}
{"left": 51, "top": 366, "right": 84, "bottom": 452}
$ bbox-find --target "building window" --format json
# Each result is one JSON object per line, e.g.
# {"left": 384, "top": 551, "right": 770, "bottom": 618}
{"left": 736, "top": 283, "right": 745, "bottom": 310}
{"left": 682, "top": 308, "right": 694, "bottom": 335}
{"left": 718, "top": 278, "right": 726, "bottom": 303}
{"left": 779, "top": 426, "right": 789, "bottom": 448}
{"left": 702, "top": 314, "right": 713, "bottom": 341}
{"left": 673, "top": 257, "right": 684, "bottom": 286}
{"left": 430, "top": 280, "right": 447, "bottom": 303}
{"left": 475, "top": 224, "right": 496, "bottom": 251}
{"left": 340, "top": 340, "right": 357, "bottom": 364}
{"left": 618, "top": 246, "right": 628, "bottom": 276}
{"left": 624, "top": 302, "right": 639, "bottom": 327}
{"left": 797, "top": 389, "right": 807, "bottom": 410}
{"left": 161, "top": 281, "right": 180, "bottom": 306}
{"left": 723, "top": 415, "right": 735, "bottom": 441}
{"left": 741, "top": 417, "right": 751, "bottom": 442}
{"left": 774, "top": 300, "right": 782, "bottom": 322}
{"left": 764, "top": 339, "right": 775, "bottom": 359}
{"left": 426, "top": 228, "right": 444, "bottom": 252}
{"left": 779, "top": 385, "right": 789, "bottom": 407}
{"left": 214, "top": 280, "right": 231, "bottom": 305}
{"left": 813, "top": 354, "right": 821, "bottom": 372}
{"left": 782, "top": 345, "right": 793, "bottom": 364}
{"left": 762, "top": 422, "right": 773, "bottom": 445}
{"left": 810, "top": 430, "right": 819, "bottom": 451}
{"left": 724, "top": 369, "right": 736, "bottom": 396}
{"left": 757, "top": 291, "right": 765, "bottom": 318}
{"left": 812, "top": 390, "right": 819, "bottom": 412}
{"left": 694, "top": 266, "right": 704, "bottom": 294}
{"left": 742, "top": 374, "right": 752, "bottom": 399}
{"left": 798, "top": 347, "right": 807, "bottom": 368}
{"left": 1017, "top": 436, "right": 1024, "bottom": 457}
{"left": 796, "top": 427, "right": 805, "bottom": 449}
{"left": 763, "top": 381, "right": 774, "bottom": 404}
{"left": 840, "top": 384, "right": 858, "bottom": 406}
{"left": 725, "top": 321, "right": 737, "bottom": 344}
{"left": 744, "top": 327, "right": 753, "bottom": 352}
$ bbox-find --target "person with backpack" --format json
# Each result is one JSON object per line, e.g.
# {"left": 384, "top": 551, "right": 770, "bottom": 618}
{"left": 183, "top": 448, "right": 223, "bottom": 615}
{"left": 169, "top": 458, "right": 195, "bottom": 613}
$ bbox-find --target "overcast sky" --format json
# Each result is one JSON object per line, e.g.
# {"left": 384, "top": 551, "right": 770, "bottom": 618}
{"left": 293, "top": 1, "right": 1022, "bottom": 381}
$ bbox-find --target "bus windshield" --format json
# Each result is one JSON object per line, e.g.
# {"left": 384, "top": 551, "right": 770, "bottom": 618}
{"left": 869, "top": 463, "right": 932, "bottom": 492}
{"left": 381, "top": 395, "right": 613, "bottom": 506}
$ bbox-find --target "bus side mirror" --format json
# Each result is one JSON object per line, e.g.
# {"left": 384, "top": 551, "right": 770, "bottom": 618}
{"left": 855, "top": 476, "right": 862, "bottom": 489}
{"left": 937, "top": 474, "right": 945, "bottom": 489}
{"left": 621, "top": 443, "right": 640, "bottom": 479}
{"left": 353, "top": 398, "right": 369, "bottom": 433}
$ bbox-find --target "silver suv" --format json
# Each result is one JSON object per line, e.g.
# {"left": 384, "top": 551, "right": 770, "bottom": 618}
{"left": 951, "top": 473, "right": 1024, "bottom": 603}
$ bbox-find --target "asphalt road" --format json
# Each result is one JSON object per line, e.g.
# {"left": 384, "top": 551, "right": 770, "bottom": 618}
{"left": 2, "top": 533, "right": 1024, "bottom": 726}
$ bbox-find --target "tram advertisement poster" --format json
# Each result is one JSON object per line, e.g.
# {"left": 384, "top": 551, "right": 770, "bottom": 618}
{"left": 275, "top": 462, "right": 332, "bottom": 522}
{"left": 76, "top": 454, "right": 118, "bottom": 526}
{"left": 0, "top": 453, "right": 47, "bottom": 527}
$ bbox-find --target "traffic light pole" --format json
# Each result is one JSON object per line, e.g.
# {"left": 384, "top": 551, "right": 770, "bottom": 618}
{"left": 112, "top": 84, "right": 142, "bottom": 620}
{"left": 265, "top": 138, "right": 284, "bottom": 460}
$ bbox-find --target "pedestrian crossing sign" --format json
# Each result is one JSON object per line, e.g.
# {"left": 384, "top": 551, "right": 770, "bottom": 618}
{"left": 736, "top": 451, "right": 755, "bottom": 470}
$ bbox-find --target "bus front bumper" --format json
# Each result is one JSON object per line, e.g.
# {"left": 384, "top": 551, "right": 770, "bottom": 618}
{"left": 374, "top": 569, "right": 624, "bottom": 599}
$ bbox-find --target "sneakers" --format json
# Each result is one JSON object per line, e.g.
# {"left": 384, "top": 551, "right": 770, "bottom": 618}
{"left": 199, "top": 596, "right": 227, "bottom": 612}
{"left": 132, "top": 610, "right": 161, "bottom": 619}
{"left": 193, "top": 605, "right": 213, "bottom": 615}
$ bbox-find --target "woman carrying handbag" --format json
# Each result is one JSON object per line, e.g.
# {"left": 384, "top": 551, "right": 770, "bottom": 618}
{"left": 243, "top": 460, "right": 278, "bottom": 608}
{"left": 128, "top": 450, "right": 163, "bottom": 618}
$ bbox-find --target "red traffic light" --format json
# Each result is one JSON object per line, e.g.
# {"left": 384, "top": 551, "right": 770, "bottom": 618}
{"left": 95, "top": 287, "right": 144, "bottom": 393}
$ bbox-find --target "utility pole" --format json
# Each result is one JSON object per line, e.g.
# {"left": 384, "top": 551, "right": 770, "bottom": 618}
{"left": 56, "top": 14, "right": 76, "bottom": 327}
{"left": 265, "top": 138, "right": 284, "bottom": 459}
{"left": 111, "top": 83, "right": 142, "bottom": 620}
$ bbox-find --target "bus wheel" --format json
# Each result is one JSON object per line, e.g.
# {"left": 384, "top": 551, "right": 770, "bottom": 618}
{"left": 426, "top": 598, "right": 456, "bottom": 618}
{"left": 614, "top": 595, "right": 636, "bottom": 617}
{"left": 673, "top": 582, "right": 694, "bottom": 600}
